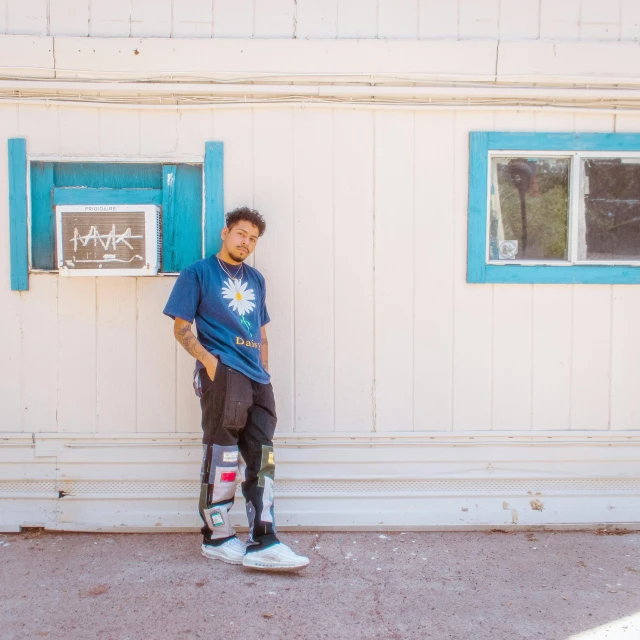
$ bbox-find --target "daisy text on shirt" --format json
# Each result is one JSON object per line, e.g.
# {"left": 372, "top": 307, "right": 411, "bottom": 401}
{"left": 235, "top": 337, "right": 262, "bottom": 350}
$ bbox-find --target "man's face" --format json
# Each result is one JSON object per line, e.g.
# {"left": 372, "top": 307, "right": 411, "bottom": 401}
{"left": 221, "top": 221, "right": 260, "bottom": 262}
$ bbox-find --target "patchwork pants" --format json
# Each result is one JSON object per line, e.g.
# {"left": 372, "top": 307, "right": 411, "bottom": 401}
{"left": 197, "top": 361, "right": 279, "bottom": 550}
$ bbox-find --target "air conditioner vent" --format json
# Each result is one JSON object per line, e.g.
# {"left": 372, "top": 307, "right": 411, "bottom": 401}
{"left": 56, "top": 205, "right": 161, "bottom": 276}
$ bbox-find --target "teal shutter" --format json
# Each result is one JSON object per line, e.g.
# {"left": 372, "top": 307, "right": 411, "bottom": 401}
{"left": 204, "top": 141, "right": 224, "bottom": 258}
{"left": 162, "top": 163, "right": 203, "bottom": 272}
{"left": 30, "top": 161, "right": 55, "bottom": 270}
{"left": 8, "top": 138, "right": 29, "bottom": 291}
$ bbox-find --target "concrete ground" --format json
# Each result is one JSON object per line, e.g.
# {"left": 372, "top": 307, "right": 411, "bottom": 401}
{"left": 1, "top": 529, "right": 639, "bottom": 640}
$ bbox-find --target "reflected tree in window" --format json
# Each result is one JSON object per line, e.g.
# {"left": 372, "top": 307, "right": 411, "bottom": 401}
{"left": 490, "top": 157, "right": 570, "bottom": 261}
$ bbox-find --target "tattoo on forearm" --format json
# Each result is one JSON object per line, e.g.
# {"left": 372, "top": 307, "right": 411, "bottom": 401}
{"left": 176, "top": 325, "right": 209, "bottom": 362}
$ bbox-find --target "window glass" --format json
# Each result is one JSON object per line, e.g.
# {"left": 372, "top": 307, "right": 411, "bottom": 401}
{"left": 580, "top": 158, "right": 640, "bottom": 262}
{"left": 489, "top": 157, "right": 570, "bottom": 261}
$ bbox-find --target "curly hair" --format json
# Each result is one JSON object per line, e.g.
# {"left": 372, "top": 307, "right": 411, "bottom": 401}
{"left": 225, "top": 207, "right": 266, "bottom": 237}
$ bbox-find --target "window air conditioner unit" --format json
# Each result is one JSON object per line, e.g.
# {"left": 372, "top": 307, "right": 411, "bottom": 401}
{"left": 56, "top": 205, "right": 161, "bottom": 276}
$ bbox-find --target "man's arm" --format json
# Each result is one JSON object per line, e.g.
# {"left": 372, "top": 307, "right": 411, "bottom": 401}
{"left": 174, "top": 317, "right": 218, "bottom": 380}
{"left": 260, "top": 325, "right": 269, "bottom": 373}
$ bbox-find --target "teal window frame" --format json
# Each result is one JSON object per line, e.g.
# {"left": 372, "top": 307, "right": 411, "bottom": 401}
{"left": 468, "top": 132, "right": 640, "bottom": 285}
{"left": 7, "top": 139, "right": 224, "bottom": 291}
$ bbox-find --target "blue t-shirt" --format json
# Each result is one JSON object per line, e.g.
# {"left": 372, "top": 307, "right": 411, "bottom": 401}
{"left": 163, "top": 256, "right": 270, "bottom": 384}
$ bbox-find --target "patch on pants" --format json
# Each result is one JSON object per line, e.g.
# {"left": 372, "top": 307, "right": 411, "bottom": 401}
{"left": 200, "top": 444, "right": 240, "bottom": 539}
{"left": 201, "top": 444, "right": 239, "bottom": 484}
{"left": 201, "top": 498, "right": 234, "bottom": 537}
{"left": 208, "top": 507, "right": 225, "bottom": 527}
{"left": 257, "top": 445, "right": 275, "bottom": 488}
{"left": 257, "top": 445, "right": 275, "bottom": 524}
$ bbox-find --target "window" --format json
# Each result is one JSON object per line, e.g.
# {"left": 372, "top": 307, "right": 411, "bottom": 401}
{"left": 7, "top": 139, "right": 224, "bottom": 291}
{"left": 30, "top": 161, "right": 203, "bottom": 274}
{"left": 468, "top": 133, "right": 640, "bottom": 284}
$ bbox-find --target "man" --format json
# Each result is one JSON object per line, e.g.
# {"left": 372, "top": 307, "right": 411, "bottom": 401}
{"left": 163, "top": 207, "right": 309, "bottom": 571}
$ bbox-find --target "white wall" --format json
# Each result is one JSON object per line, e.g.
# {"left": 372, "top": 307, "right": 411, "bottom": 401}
{"left": 2, "top": 103, "right": 640, "bottom": 437}
{"left": 1, "top": 20, "right": 640, "bottom": 529}
{"left": 0, "top": 0, "right": 638, "bottom": 41}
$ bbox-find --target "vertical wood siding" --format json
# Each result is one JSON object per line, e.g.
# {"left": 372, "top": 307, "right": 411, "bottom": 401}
{"left": 2, "top": 104, "right": 640, "bottom": 435}
{"left": 1, "top": 0, "right": 635, "bottom": 42}
{"left": 413, "top": 111, "right": 455, "bottom": 431}
{"left": 333, "top": 110, "right": 374, "bottom": 432}
{"left": 374, "top": 111, "right": 415, "bottom": 432}
{"left": 293, "top": 109, "right": 334, "bottom": 433}
{"left": 96, "top": 278, "right": 137, "bottom": 433}
{"left": 22, "top": 275, "right": 58, "bottom": 432}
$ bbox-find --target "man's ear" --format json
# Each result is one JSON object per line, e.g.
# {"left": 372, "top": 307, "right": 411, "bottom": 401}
{"left": 220, "top": 226, "right": 228, "bottom": 240}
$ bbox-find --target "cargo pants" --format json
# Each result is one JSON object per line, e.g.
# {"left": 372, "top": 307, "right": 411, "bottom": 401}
{"left": 197, "top": 361, "right": 279, "bottom": 551}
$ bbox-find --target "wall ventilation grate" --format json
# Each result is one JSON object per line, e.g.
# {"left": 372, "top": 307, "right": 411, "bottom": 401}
{"left": 1, "top": 478, "right": 640, "bottom": 497}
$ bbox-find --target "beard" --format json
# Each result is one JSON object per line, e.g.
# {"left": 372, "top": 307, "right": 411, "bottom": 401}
{"left": 228, "top": 247, "right": 248, "bottom": 262}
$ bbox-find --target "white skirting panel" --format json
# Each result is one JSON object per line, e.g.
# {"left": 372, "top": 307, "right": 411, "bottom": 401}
{"left": 1, "top": 432, "right": 640, "bottom": 532}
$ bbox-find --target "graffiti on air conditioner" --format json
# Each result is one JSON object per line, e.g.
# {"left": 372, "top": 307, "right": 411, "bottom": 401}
{"left": 65, "top": 224, "right": 145, "bottom": 266}
{"left": 70, "top": 225, "right": 143, "bottom": 252}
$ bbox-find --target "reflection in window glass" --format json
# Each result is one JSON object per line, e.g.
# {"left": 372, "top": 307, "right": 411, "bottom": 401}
{"left": 489, "top": 157, "right": 570, "bottom": 261}
{"left": 580, "top": 158, "right": 640, "bottom": 262}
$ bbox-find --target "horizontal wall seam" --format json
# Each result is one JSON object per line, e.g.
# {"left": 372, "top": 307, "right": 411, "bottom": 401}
{"left": 2, "top": 97, "right": 640, "bottom": 114}
{"left": 8, "top": 81, "right": 640, "bottom": 97}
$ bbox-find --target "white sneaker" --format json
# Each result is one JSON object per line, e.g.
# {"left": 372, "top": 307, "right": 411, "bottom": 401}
{"left": 242, "top": 543, "right": 310, "bottom": 571}
{"left": 201, "top": 537, "right": 246, "bottom": 565}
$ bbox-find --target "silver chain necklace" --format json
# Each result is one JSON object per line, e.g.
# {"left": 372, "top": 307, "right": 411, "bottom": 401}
{"left": 216, "top": 254, "right": 244, "bottom": 282}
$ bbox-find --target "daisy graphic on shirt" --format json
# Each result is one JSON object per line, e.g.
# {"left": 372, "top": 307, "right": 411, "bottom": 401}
{"left": 221, "top": 278, "right": 256, "bottom": 316}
